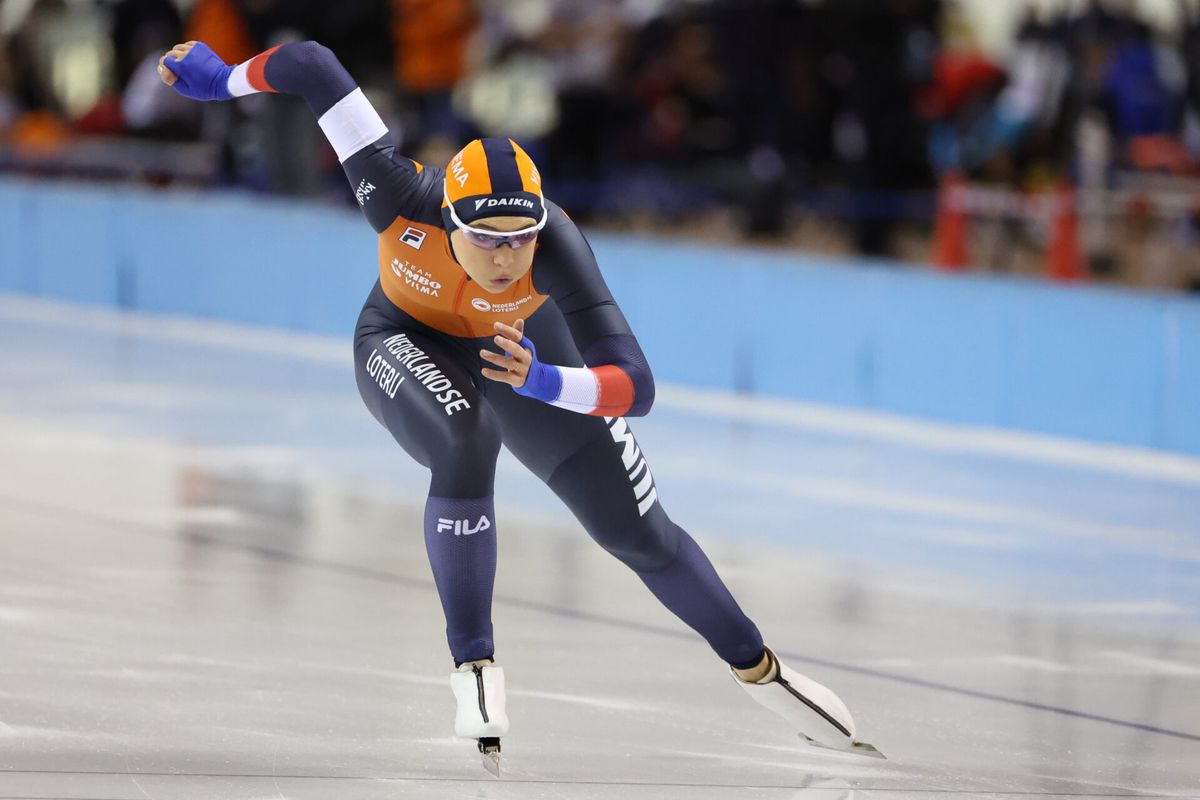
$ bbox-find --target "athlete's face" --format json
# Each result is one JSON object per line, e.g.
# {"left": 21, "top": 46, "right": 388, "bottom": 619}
{"left": 450, "top": 216, "right": 539, "bottom": 294}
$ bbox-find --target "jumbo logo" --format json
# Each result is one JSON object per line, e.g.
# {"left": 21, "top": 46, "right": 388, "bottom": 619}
{"left": 472, "top": 298, "right": 491, "bottom": 312}
{"left": 391, "top": 258, "right": 441, "bottom": 297}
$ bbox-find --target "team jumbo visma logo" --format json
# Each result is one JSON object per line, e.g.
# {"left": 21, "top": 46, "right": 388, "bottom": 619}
{"left": 392, "top": 258, "right": 441, "bottom": 297}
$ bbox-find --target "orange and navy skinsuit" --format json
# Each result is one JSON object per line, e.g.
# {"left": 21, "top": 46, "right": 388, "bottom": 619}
{"left": 175, "top": 41, "right": 764, "bottom": 670}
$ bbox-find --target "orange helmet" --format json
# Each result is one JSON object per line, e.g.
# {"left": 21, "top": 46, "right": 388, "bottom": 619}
{"left": 443, "top": 137, "right": 545, "bottom": 230}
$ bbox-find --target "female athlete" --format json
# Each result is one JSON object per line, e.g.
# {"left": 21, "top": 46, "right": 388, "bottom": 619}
{"left": 158, "top": 39, "right": 879, "bottom": 774}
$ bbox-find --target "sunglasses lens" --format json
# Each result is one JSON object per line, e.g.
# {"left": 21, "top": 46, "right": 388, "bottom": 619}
{"left": 464, "top": 230, "right": 501, "bottom": 249}
{"left": 461, "top": 228, "right": 540, "bottom": 250}
{"left": 508, "top": 231, "right": 539, "bottom": 249}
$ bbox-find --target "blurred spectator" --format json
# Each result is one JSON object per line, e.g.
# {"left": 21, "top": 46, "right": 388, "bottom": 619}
{"left": 392, "top": 0, "right": 475, "bottom": 155}
{"left": 824, "top": 0, "right": 940, "bottom": 254}
{"left": 2, "top": 0, "right": 1199, "bottom": 290}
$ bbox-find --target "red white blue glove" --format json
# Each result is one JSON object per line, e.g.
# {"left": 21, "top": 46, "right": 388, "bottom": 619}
{"left": 480, "top": 321, "right": 638, "bottom": 417}
{"left": 160, "top": 42, "right": 233, "bottom": 101}
{"left": 510, "top": 336, "right": 561, "bottom": 402}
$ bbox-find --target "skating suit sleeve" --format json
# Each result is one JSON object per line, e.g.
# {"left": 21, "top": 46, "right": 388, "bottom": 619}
{"left": 529, "top": 205, "right": 655, "bottom": 418}
{"left": 227, "top": 42, "right": 429, "bottom": 233}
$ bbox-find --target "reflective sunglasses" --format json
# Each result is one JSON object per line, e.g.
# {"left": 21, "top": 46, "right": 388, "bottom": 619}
{"left": 445, "top": 192, "right": 548, "bottom": 250}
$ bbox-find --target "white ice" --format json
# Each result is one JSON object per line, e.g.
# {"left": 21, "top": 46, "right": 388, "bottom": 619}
{"left": 0, "top": 295, "right": 1198, "bottom": 799}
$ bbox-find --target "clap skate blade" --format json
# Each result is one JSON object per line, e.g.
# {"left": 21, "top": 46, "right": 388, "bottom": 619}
{"left": 478, "top": 737, "right": 501, "bottom": 777}
{"left": 734, "top": 647, "right": 885, "bottom": 759}
{"left": 799, "top": 733, "right": 887, "bottom": 759}
{"left": 450, "top": 660, "right": 508, "bottom": 777}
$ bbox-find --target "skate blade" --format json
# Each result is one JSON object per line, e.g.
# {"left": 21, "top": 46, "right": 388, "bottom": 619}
{"left": 799, "top": 733, "right": 887, "bottom": 760}
{"left": 479, "top": 739, "right": 501, "bottom": 778}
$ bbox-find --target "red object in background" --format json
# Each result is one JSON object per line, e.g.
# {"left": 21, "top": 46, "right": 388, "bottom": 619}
{"left": 933, "top": 171, "right": 970, "bottom": 270}
{"left": 917, "top": 52, "right": 1005, "bottom": 120}
{"left": 1127, "top": 134, "right": 1197, "bottom": 175}
{"left": 1046, "top": 182, "right": 1085, "bottom": 281}
{"left": 73, "top": 94, "right": 125, "bottom": 136}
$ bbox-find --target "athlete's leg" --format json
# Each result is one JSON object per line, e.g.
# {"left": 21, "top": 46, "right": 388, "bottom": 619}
{"left": 355, "top": 288, "right": 501, "bottom": 664}
{"left": 489, "top": 306, "right": 765, "bottom": 667}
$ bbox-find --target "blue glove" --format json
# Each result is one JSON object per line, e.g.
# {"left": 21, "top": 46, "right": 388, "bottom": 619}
{"left": 512, "top": 336, "right": 563, "bottom": 403}
{"left": 163, "top": 42, "right": 234, "bottom": 101}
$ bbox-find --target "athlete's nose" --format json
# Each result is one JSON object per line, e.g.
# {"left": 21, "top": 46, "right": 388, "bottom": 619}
{"left": 492, "top": 246, "right": 514, "bottom": 268}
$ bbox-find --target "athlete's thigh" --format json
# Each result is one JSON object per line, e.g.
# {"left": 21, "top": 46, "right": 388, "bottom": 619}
{"left": 492, "top": 379, "right": 671, "bottom": 568}
{"left": 354, "top": 300, "right": 500, "bottom": 496}
{"left": 488, "top": 304, "right": 670, "bottom": 565}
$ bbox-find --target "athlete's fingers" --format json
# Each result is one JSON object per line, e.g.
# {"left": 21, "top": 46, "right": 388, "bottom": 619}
{"left": 157, "top": 55, "right": 177, "bottom": 85}
{"left": 514, "top": 318, "right": 525, "bottom": 334}
{"left": 493, "top": 321, "right": 523, "bottom": 344}
{"left": 481, "top": 367, "right": 523, "bottom": 386}
{"left": 493, "top": 334, "right": 529, "bottom": 362}
{"left": 158, "top": 41, "right": 195, "bottom": 84}
{"left": 479, "top": 349, "right": 521, "bottom": 369}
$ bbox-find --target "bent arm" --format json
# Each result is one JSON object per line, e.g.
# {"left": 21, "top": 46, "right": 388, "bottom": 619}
{"left": 530, "top": 211, "right": 655, "bottom": 418}
{"left": 161, "top": 40, "right": 419, "bottom": 232}
{"left": 536, "top": 336, "right": 655, "bottom": 418}
{"left": 228, "top": 42, "right": 385, "bottom": 164}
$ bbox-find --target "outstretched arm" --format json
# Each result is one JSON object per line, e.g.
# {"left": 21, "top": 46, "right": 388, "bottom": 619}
{"left": 158, "top": 40, "right": 421, "bottom": 232}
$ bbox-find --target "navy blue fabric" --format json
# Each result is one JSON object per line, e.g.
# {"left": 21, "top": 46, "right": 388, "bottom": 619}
{"left": 637, "top": 528, "right": 765, "bottom": 666}
{"left": 262, "top": 41, "right": 358, "bottom": 117}
{"left": 481, "top": 138, "right": 524, "bottom": 193}
{"left": 424, "top": 495, "right": 498, "bottom": 664}
{"left": 162, "top": 42, "right": 232, "bottom": 101}
{"left": 358, "top": 290, "right": 764, "bottom": 667}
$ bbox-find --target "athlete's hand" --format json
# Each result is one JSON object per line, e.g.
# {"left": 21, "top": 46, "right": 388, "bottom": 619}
{"left": 480, "top": 319, "right": 532, "bottom": 388}
{"left": 157, "top": 41, "right": 193, "bottom": 86}
{"left": 157, "top": 41, "right": 234, "bottom": 101}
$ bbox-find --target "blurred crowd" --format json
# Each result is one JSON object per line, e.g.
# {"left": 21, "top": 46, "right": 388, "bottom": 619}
{"left": 2, "top": 0, "right": 1200, "bottom": 289}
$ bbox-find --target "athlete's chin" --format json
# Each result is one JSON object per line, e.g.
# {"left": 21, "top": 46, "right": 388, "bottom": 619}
{"left": 483, "top": 278, "right": 514, "bottom": 293}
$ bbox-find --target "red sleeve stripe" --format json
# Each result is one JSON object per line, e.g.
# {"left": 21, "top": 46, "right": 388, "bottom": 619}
{"left": 589, "top": 365, "right": 635, "bottom": 417}
{"left": 246, "top": 46, "right": 282, "bottom": 93}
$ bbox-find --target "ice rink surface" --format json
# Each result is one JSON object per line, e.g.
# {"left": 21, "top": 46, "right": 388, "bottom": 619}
{"left": 1, "top": 295, "right": 1198, "bottom": 799}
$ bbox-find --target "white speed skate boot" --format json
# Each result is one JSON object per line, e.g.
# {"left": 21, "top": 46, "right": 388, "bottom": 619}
{"left": 450, "top": 659, "right": 509, "bottom": 776}
{"left": 732, "top": 647, "right": 884, "bottom": 759}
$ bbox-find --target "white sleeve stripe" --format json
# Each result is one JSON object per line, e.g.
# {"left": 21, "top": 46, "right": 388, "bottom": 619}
{"left": 227, "top": 62, "right": 256, "bottom": 97}
{"left": 549, "top": 366, "right": 600, "bottom": 412}
{"left": 317, "top": 88, "right": 389, "bottom": 163}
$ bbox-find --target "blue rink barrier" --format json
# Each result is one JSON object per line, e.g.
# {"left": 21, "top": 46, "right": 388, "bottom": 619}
{"left": 2, "top": 175, "right": 1198, "bottom": 454}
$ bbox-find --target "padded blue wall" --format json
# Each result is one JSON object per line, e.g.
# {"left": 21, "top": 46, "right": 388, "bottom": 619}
{"left": 2, "top": 176, "right": 1198, "bottom": 454}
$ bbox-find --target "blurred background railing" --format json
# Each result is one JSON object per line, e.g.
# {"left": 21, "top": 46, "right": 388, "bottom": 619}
{"left": 2, "top": 0, "right": 1200, "bottom": 292}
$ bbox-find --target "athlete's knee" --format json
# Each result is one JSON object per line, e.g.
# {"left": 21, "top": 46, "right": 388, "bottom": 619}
{"left": 590, "top": 511, "right": 681, "bottom": 572}
{"left": 431, "top": 405, "right": 502, "bottom": 475}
